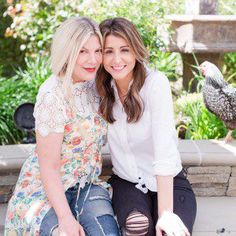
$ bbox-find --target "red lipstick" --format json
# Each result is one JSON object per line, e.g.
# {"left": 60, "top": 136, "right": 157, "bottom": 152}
{"left": 84, "top": 68, "right": 96, "bottom": 73}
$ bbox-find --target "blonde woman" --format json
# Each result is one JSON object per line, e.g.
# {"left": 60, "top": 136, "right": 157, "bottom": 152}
{"left": 5, "top": 17, "right": 120, "bottom": 236}
{"left": 97, "top": 17, "right": 196, "bottom": 236}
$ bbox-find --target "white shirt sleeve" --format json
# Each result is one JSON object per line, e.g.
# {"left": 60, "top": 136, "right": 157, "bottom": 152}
{"left": 33, "top": 91, "right": 66, "bottom": 137}
{"left": 148, "top": 72, "right": 182, "bottom": 176}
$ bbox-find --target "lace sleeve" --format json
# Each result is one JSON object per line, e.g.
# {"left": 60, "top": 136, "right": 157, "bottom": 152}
{"left": 33, "top": 92, "right": 66, "bottom": 137}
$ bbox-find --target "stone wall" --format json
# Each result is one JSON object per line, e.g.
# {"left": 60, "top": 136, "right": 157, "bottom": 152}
{"left": 1, "top": 140, "right": 236, "bottom": 203}
{"left": 186, "top": 166, "right": 235, "bottom": 197}
{"left": 1, "top": 166, "right": 236, "bottom": 203}
{"left": 228, "top": 167, "right": 236, "bottom": 196}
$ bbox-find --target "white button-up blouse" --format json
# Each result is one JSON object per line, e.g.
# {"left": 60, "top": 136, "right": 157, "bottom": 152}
{"left": 107, "top": 69, "right": 182, "bottom": 192}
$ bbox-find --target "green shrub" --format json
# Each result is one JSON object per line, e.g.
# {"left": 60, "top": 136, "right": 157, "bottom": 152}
{"left": 0, "top": 56, "right": 51, "bottom": 144}
{"left": 175, "top": 92, "right": 228, "bottom": 140}
{"left": 152, "top": 52, "right": 181, "bottom": 81}
{"left": 2, "top": 0, "right": 180, "bottom": 77}
{"left": 219, "top": 0, "right": 236, "bottom": 14}
{"left": 223, "top": 53, "right": 236, "bottom": 85}
{"left": 0, "top": 0, "right": 25, "bottom": 77}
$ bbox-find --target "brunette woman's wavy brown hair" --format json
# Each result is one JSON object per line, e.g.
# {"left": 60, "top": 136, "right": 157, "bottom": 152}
{"left": 96, "top": 17, "right": 149, "bottom": 123}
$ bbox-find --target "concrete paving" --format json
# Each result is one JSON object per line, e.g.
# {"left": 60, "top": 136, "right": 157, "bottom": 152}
{"left": 1, "top": 197, "right": 236, "bottom": 235}
{"left": 192, "top": 197, "right": 236, "bottom": 235}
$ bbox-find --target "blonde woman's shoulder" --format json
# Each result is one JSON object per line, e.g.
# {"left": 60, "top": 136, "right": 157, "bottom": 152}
{"left": 38, "top": 74, "right": 60, "bottom": 95}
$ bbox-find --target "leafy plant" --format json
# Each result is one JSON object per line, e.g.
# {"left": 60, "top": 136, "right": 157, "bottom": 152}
{"left": 2, "top": 0, "right": 177, "bottom": 64}
{"left": 223, "top": 53, "right": 236, "bottom": 85}
{"left": 0, "top": 56, "right": 51, "bottom": 144}
{"left": 219, "top": 0, "right": 236, "bottom": 14}
{"left": 175, "top": 92, "right": 228, "bottom": 140}
{"left": 150, "top": 51, "right": 181, "bottom": 81}
{"left": 0, "top": 0, "right": 25, "bottom": 77}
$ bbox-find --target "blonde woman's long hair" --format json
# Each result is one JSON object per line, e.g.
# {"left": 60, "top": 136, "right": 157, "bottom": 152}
{"left": 50, "top": 16, "right": 102, "bottom": 113}
{"left": 96, "top": 17, "right": 149, "bottom": 123}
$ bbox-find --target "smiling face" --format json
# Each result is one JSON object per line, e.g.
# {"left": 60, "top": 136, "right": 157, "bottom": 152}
{"left": 72, "top": 35, "right": 102, "bottom": 83}
{"left": 103, "top": 35, "right": 136, "bottom": 82}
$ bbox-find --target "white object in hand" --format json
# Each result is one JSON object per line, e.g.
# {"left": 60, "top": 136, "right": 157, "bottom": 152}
{"left": 156, "top": 211, "right": 190, "bottom": 236}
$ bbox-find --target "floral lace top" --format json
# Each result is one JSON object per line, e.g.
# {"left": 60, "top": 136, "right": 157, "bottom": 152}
{"left": 4, "top": 75, "right": 107, "bottom": 236}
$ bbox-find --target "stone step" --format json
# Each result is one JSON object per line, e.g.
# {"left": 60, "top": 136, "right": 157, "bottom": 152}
{"left": 1, "top": 140, "right": 236, "bottom": 171}
{"left": 1, "top": 197, "right": 236, "bottom": 236}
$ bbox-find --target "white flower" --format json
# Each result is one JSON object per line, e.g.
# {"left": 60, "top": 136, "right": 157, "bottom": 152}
{"left": 15, "top": 3, "right": 22, "bottom": 12}
{"left": 10, "top": 22, "right": 16, "bottom": 29}
{"left": 20, "top": 44, "right": 26, "bottom": 51}
{"left": 37, "top": 41, "right": 43, "bottom": 47}
{"left": 58, "top": 10, "right": 68, "bottom": 18}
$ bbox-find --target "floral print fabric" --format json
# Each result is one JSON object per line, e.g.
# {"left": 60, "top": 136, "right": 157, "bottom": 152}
{"left": 5, "top": 76, "right": 107, "bottom": 236}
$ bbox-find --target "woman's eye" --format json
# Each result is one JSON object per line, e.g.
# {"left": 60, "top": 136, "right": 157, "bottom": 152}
{"left": 96, "top": 49, "right": 102, "bottom": 53}
{"left": 121, "top": 48, "right": 129, "bottom": 53}
{"left": 80, "top": 50, "right": 86, "bottom": 54}
{"left": 104, "top": 50, "right": 113, "bottom": 54}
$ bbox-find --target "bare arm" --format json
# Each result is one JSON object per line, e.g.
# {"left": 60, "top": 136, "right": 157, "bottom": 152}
{"left": 156, "top": 175, "right": 173, "bottom": 216}
{"left": 36, "top": 131, "right": 71, "bottom": 218}
{"left": 36, "top": 132, "right": 84, "bottom": 236}
{"left": 148, "top": 73, "right": 189, "bottom": 236}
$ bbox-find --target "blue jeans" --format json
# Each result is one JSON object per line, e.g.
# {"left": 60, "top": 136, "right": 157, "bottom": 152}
{"left": 39, "top": 184, "right": 120, "bottom": 236}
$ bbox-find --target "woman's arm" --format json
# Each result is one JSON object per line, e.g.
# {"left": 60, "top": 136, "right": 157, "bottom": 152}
{"left": 156, "top": 176, "right": 173, "bottom": 216}
{"left": 37, "top": 132, "right": 71, "bottom": 218}
{"left": 148, "top": 72, "right": 189, "bottom": 236}
{"left": 37, "top": 132, "right": 84, "bottom": 236}
{"left": 156, "top": 176, "right": 174, "bottom": 236}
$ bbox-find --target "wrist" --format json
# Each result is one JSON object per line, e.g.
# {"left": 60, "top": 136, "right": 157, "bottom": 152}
{"left": 158, "top": 209, "right": 173, "bottom": 218}
{"left": 57, "top": 211, "right": 73, "bottom": 220}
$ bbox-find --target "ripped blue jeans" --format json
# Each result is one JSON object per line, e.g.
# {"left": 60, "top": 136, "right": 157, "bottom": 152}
{"left": 39, "top": 184, "right": 120, "bottom": 236}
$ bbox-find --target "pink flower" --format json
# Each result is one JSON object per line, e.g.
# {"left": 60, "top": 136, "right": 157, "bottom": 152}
{"left": 72, "top": 137, "right": 81, "bottom": 146}
{"left": 64, "top": 124, "right": 72, "bottom": 133}
{"left": 7, "top": 211, "right": 14, "bottom": 220}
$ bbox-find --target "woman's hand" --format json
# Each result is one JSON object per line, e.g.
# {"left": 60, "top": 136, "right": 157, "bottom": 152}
{"left": 58, "top": 214, "right": 85, "bottom": 236}
{"left": 156, "top": 211, "right": 190, "bottom": 236}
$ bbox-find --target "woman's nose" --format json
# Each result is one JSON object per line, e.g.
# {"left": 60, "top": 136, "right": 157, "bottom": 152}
{"left": 113, "top": 52, "right": 122, "bottom": 64}
{"left": 88, "top": 53, "right": 97, "bottom": 63}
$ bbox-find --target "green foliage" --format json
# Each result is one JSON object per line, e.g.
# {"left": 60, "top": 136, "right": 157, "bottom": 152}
{"left": 0, "top": 0, "right": 25, "bottom": 77}
{"left": 150, "top": 51, "right": 181, "bottom": 81}
{"left": 3, "top": 1, "right": 177, "bottom": 64}
{"left": 223, "top": 53, "right": 236, "bottom": 85}
{"left": 219, "top": 0, "right": 236, "bottom": 14}
{"left": 2, "top": 0, "right": 235, "bottom": 143}
{"left": 2, "top": 0, "right": 235, "bottom": 77}
{"left": 2, "top": 0, "right": 181, "bottom": 81}
{"left": 0, "top": 56, "right": 51, "bottom": 144}
{"left": 175, "top": 93, "right": 228, "bottom": 140}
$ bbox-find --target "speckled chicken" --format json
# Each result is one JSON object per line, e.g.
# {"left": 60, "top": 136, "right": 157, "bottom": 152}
{"left": 200, "top": 61, "right": 236, "bottom": 143}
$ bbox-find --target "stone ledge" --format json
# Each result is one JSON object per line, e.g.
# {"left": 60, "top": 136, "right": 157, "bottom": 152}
{"left": 1, "top": 140, "right": 236, "bottom": 171}
{"left": 1, "top": 140, "right": 236, "bottom": 200}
